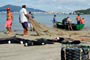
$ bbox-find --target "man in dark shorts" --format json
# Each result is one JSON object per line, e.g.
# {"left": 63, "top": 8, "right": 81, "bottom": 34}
{"left": 19, "top": 5, "right": 31, "bottom": 36}
{"left": 76, "top": 14, "right": 81, "bottom": 24}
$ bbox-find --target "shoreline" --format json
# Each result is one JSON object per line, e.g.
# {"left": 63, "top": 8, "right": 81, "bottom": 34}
{"left": 0, "top": 28, "right": 90, "bottom": 42}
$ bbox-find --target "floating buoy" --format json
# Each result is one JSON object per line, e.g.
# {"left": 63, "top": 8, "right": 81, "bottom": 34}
{"left": 20, "top": 41, "right": 23, "bottom": 44}
{"left": 42, "top": 42, "right": 45, "bottom": 45}
{"left": 56, "top": 37, "right": 59, "bottom": 40}
{"left": 8, "top": 40, "right": 11, "bottom": 44}
{"left": 24, "top": 43, "right": 28, "bottom": 46}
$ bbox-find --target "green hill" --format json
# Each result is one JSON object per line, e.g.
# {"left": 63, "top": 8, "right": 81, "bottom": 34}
{"left": 74, "top": 8, "right": 90, "bottom": 14}
{"left": 0, "top": 5, "right": 45, "bottom": 12}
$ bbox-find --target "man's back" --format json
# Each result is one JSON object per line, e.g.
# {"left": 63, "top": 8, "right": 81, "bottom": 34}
{"left": 19, "top": 8, "right": 28, "bottom": 23}
{"left": 76, "top": 16, "right": 81, "bottom": 21}
{"left": 62, "top": 18, "right": 67, "bottom": 25}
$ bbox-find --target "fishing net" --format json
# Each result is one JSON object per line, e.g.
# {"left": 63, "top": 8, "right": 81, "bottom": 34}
{"left": 28, "top": 18, "right": 62, "bottom": 36}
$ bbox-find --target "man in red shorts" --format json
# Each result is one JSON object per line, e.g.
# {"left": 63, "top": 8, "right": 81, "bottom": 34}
{"left": 5, "top": 8, "right": 13, "bottom": 34}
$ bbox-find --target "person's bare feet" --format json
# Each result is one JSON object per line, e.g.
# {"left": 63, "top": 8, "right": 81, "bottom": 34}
{"left": 23, "top": 34, "right": 30, "bottom": 37}
{"left": 6, "top": 31, "right": 9, "bottom": 34}
{"left": 7, "top": 32, "right": 14, "bottom": 36}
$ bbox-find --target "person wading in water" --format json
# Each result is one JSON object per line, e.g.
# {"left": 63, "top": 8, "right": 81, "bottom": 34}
{"left": 76, "top": 14, "right": 81, "bottom": 24}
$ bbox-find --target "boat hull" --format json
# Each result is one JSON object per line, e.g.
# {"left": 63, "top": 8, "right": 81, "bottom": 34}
{"left": 56, "top": 22, "right": 84, "bottom": 30}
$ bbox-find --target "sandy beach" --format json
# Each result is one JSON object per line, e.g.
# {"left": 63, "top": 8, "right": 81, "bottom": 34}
{"left": 0, "top": 28, "right": 90, "bottom": 60}
{"left": 0, "top": 43, "right": 61, "bottom": 60}
{"left": 15, "top": 28, "right": 90, "bottom": 42}
{"left": 0, "top": 0, "right": 90, "bottom": 60}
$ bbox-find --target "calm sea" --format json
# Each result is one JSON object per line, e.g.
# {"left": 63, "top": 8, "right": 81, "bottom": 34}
{"left": 0, "top": 13, "right": 90, "bottom": 32}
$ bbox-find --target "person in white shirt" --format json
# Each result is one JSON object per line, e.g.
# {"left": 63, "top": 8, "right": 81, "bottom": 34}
{"left": 67, "top": 17, "right": 73, "bottom": 30}
{"left": 19, "top": 5, "right": 31, "bottom": 36}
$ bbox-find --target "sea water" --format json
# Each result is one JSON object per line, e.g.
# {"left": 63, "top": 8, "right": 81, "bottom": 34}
{"left": 0, "top": 13, "right": 90, "bottom": 32}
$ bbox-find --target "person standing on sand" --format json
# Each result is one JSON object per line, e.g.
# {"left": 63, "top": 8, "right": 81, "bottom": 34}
{"left": 76, "top": 14, "right": 81, "bottom": 24}
{"left": 19, "top": 5, "right": 32, "bottom": 36}
{"left": 52, "top": 14, "right": 57, "bottom": 27}
{"left": 5, "top": 8, "right": 13, "bottom": 34}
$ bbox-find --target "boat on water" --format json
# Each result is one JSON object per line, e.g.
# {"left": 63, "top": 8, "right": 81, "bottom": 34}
{"left": 56, "top": 22, "right": 84, "bottom": 30}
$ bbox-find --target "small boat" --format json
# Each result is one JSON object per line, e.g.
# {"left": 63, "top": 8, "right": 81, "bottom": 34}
{"left": 56, "top": 22, "right": 84, "bottom": 30}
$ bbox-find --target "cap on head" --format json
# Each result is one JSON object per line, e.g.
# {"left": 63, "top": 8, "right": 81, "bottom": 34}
{"left": 6, "top": 8, "right": 10, "bottom": 11}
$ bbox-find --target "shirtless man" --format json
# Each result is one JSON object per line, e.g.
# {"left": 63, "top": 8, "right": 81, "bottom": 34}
{"left": 5, "top": 8, "right": 13, "bottom": 34}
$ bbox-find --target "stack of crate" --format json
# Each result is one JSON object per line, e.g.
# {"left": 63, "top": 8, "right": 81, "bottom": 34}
{"left": 61, "top": 47, "right": 89, "bottom": 60}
